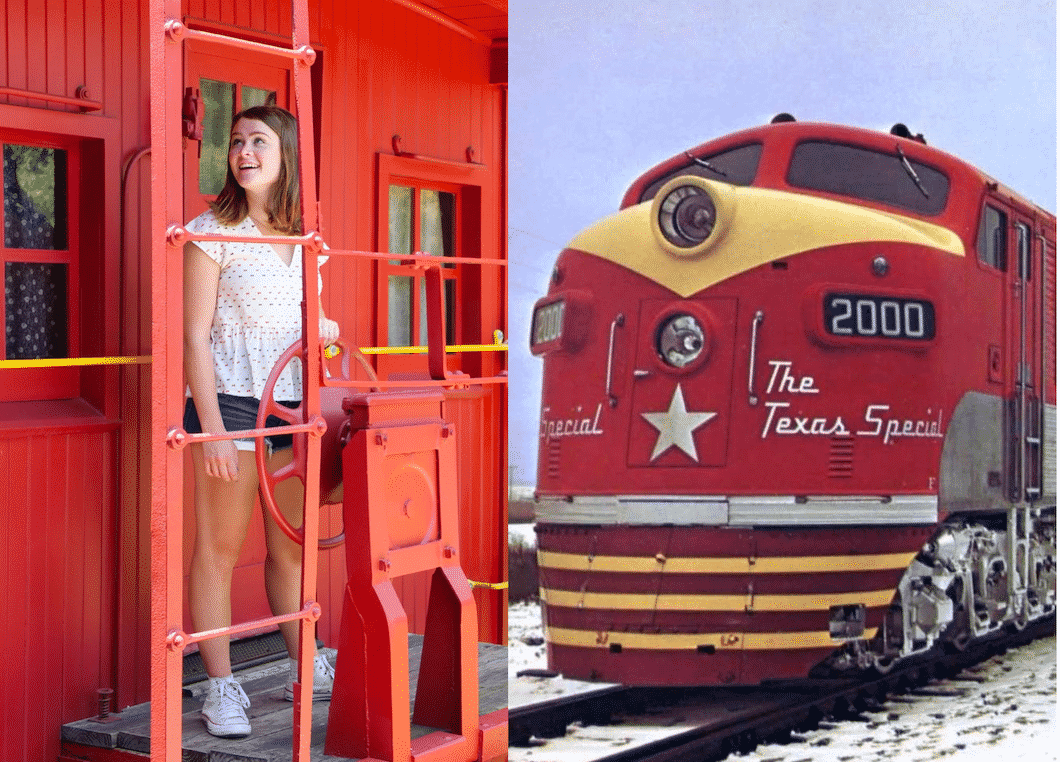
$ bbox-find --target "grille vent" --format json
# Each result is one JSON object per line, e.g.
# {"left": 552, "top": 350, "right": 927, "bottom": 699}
{"left": 828, "top": 435, "right": 854, "bottom": 478}
{"left": 547, "top": 437, "right": 561, "bottom": 479}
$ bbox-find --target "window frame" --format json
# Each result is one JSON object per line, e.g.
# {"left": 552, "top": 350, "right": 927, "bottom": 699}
{"left": 0, "top": 128, "right": 82, "bottom": 401}
{"left": 375, "top": 153, "right": 488, "bottom": 376}
{"left": 381, "top": 180, "right": 461, "bottom": 349}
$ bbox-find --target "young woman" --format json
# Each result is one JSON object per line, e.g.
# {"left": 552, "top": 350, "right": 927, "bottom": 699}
{"left": 183, "top": 105, "right": 339, "bottom": 738}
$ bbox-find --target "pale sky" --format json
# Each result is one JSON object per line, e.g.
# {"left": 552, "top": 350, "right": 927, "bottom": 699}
{"left": 507, "top": 0, "right": 1057, "bottom": 487}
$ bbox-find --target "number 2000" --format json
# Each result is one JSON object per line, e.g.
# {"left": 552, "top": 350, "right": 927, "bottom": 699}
{"left": 825, "top": 294, "right": 935, "bottom": 340}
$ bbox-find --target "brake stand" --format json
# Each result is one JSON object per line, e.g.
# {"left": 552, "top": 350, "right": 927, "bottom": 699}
{"left": 323, "top": 268, "right": 492, "bottom": 762}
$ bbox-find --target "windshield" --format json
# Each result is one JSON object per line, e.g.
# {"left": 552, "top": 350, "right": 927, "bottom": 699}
{"left": 787, "top": 141, "right": 949, "bottom": 215}
{"left": 639, "top": 144, "right": 762, "bottom": 203}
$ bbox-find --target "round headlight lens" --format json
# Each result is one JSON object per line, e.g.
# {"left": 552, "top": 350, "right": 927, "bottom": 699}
{"left": 658, "top": 185, "right": 717, "bottom": 247}
{"left": 657, "top": 313, "right": 706, "bottom": 368}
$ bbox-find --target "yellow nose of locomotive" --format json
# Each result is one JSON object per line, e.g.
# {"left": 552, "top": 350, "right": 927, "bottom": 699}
{"left": 567, "top": 178, "right": 964, "bottom": 297}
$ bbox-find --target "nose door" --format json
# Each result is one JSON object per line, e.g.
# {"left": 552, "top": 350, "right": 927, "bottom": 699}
{"left": 626, "top": 297, "right": 738, "bottom": 469}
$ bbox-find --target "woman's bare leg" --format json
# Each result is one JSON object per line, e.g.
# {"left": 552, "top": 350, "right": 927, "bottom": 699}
{"left": 261, "top": 445, "right": 312, "bottom": 660}
{"left": 188, "top": 447, "right": 260, "bottom": 677}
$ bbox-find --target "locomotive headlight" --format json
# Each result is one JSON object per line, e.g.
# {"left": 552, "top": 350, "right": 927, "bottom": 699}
{"left": 650, "top": 175, "right": 735, "bottom": 258}
{"left": 657, "top": 313, "right": 707, "bottom": 368}
{"left": 658, "top": 185, "right": 716, "bottom": 246}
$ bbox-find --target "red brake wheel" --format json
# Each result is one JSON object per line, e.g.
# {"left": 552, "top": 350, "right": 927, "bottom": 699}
{"left": 255, "top": 339, "right": 367, "bottom": 550}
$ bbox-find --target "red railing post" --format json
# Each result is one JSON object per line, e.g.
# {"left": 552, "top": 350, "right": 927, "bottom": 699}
{"left": 148, "top": 0, "right": 186, "bottom": 761}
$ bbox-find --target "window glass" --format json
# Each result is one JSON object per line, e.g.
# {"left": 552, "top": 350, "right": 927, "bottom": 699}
{"left": 388, "top": 275, "right": 413, "bottom": 346}
{"left": 640, "top": 144, "right": 762, "bottom": 202}
{"left": 3, "top": 145, "right": 67, "bottom": 250}
{"left": 199, "top": 79, "right": 235, "bottom": 195}
{"left": 977, "top": 205, "right": 1007, "bottom": 270}
{"left": 5, "top": 262, "right": 67, "bottom": 359}
{"left": 420, "top": 189, "right": 456, "bottom": 267}
{"left": 787, "top": 141, "right": 949, "bottom": 215}
{"left": 242, "top": 86, "right": 276, "bottom": 109}
{"left": 387, "top": 185, "right": 458, "bottom": 348}
{"left": 388, "top": 185, "right": 413, "bottom": 265}
{"left": 414, "top": 278, "right": 458, "bottom": 346}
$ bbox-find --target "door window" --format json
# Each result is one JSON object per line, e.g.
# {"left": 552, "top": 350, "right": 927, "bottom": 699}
{"left": 184, "top": 49, "right": 288, "bottom": 218}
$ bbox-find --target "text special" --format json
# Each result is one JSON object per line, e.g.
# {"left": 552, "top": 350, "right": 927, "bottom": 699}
{"left": 540, "top": 403, "right": 605, "bottom": 440}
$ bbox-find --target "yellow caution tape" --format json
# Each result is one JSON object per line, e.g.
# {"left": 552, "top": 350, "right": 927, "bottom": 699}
{"left": 0, "top": 355, "right": 152, "bottom": 369}
{"left": 468, "top": 580, "right": 509, "bottom": 590}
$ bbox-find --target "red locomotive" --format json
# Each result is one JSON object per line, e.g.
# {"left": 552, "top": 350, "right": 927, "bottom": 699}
{"left": 530, "top": 116, "right": 1056, "bottom": 686}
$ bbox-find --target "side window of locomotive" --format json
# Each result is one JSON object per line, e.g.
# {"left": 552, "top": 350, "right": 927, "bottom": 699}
{"left": 639, "top": 144, "right": 763, "bottom": 203}
{"left": 976, "top": 205, "right": 1007, "bottom": 271}
{"left": 786, "top": 141, "right": 949, "bottom": 216}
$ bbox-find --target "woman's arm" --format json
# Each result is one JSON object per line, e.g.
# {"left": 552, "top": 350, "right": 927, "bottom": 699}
{"left": 184, "top": 241, "right": 240, "bottom": 481}
{"left": 319, "top": 303, "right": 340, "bottom": 345}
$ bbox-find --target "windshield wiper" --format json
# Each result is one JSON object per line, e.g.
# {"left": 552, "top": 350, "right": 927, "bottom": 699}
{"left": 895, "top": 143, "right": 929, "bottom": 199}
{"left": 685, "top": 151, "right": 728, "bottom": 178}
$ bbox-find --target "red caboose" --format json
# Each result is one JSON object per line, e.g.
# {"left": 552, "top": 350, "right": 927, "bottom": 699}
{"left": 0, "top": 2, "right": 508, "bottom": 761}
{"left": 532, "top": 118, "right": 1055, "bottom": 686}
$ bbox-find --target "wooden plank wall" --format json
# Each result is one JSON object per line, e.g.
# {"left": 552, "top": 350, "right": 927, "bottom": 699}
{"left": 0, "top": 426, "right": 118, "bottom": 762}
{"left": 0, "top": 3, "right": 505, "bottom": 758}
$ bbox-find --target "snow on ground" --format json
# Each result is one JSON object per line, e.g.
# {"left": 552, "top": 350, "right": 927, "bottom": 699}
{"left": 509, "top": 522, "right": 538, "bottom": 550}
{"left": 509, "top": 595, "right": 1057, "bottom": 762}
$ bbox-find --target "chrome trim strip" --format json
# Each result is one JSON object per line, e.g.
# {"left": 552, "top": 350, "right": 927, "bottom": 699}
{"left": 534, "top": 494, "right": 938, "bottom": 526}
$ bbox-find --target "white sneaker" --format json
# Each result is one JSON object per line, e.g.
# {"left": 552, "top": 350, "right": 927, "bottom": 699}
{"left": 284, "top": 653, "right": 336, "bottom": 701}
{"left": 201, "top": 677, "right": 251, "bottom": 738}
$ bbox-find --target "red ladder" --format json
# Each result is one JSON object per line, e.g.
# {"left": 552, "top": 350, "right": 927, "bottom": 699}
{"left": 149, "top": 1, "right": 325, "bottom": 760}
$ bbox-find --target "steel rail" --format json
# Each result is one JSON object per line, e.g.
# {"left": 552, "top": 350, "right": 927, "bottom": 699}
{"left": 511, "top": 616, "right": 1055, "bottom": 762}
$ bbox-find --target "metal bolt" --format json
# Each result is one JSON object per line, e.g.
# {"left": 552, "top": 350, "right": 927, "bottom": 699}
{"left": 96, "top": 689, "right": 113, "bottom": 721}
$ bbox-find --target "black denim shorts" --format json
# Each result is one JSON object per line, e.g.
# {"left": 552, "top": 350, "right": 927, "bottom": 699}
{"left": 183, "top": 394, "right": 300, "bottom": 453}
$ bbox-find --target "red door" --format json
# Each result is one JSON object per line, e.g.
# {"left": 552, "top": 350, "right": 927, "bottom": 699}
{"left": 181, "top": 44, "right": 293, "bottom": 636}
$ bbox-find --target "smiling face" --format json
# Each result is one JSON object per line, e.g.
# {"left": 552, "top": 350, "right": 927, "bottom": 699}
{"left": 228, "top": 117, "right": 283, "bottom": 196}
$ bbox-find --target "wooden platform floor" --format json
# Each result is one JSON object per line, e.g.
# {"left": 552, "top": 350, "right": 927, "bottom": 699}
{"left": 62, "top": 635, "right": 507, "bottom": 761}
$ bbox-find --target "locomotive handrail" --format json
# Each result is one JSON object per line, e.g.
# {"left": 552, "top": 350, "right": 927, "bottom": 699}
{"left": 747, "top": 310, "right": 765, "bottom": 405}
{"left": 605, "top": 313, "right": 625, "bottom": 407}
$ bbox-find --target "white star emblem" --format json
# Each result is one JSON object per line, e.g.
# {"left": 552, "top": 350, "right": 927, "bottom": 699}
{"left": 641, "top": 384, "right": 717, "bottom": 462}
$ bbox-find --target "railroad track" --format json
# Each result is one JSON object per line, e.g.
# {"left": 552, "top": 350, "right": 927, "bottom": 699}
{"left": 510, "top": 616, "right": 1055, "bottom": 761}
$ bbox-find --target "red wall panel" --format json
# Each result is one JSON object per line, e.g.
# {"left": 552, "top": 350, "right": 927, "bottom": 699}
{"left": 0, "top": 425, "right": 118, "bottom": 762}
{"left": 0, "top": 1, "right": 506, "bottom": 750}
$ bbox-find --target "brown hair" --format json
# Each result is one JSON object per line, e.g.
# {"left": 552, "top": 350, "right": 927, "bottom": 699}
{"left": 210, "top": 105, "right": 301, "bottom": 234}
